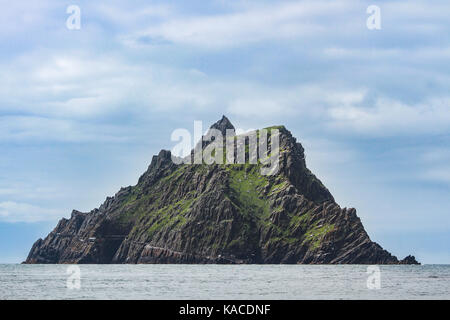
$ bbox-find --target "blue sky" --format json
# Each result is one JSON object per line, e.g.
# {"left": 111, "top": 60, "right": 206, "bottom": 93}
{"left": 0, "top": 0, "right": 449, "bottom": 263}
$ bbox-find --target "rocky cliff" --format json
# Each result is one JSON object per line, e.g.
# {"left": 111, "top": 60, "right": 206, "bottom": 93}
{"left": 25, "top": 116, "right": 419, "bottom": 264}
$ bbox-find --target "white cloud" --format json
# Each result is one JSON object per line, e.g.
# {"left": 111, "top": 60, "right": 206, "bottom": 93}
{"left": 225, "top": 84, "right": 367, "bottom": 119}
{"left": 0, "top": 201, "right": 62, "bottom": 223}
{"left": 0, "top": 51, "right": 219, "bottom": 121}
{"left": 123, "top": 1, "right": 350, "bottom": 48}
{"left": 328, "top": 96, "right": 450, "bottom": 136}
{"left": 0, "top": 116, "right": 142, "bottom": 143}
{"left": 323, "top": 46, "right": 450, "bottom": 62}
{"left": 228, "top": 98, "right": 289, "bottom": 117}
{"left": 96, "top": 2, "right": 172, "bottom": 25}
{"left": 417, "top": 148, "right": 450, "bottom": 184}
{"left": 3, "top": 45, "right": 449, "bottom": 141}
{"left": 0, "top": 185, "right": 62, "bottom": 200}
{"left": 118, "top": 0, "right": 450, "bottom": 49}
{"left": 0, "top": 1, "right": 448, "bottom": 141}
{"left": 420, "top": 148, "right": 450, "bottom": 163}
{"left": 422, "top": 168, "right": 450, "bottom": 184}
{"left": 0, "top": 1, "right": 56, "bottom": 36}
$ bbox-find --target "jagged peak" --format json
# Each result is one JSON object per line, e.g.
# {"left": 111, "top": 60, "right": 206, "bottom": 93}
{"left": 157, "top": 149, "right": 172, "bottom": 160}
{"left": 209, "top": 115, "right": 235, "bottom": 136}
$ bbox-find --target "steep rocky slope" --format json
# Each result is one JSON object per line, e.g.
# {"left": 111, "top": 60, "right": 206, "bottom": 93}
{"left": 25, "top": 116, "right": 419, "bottom": 264}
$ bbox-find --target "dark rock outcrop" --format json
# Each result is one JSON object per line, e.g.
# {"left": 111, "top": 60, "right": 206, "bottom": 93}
{"left": 399, "top": 255, "right": 420, "bottom": 265}
{"left": 24, "top": 117, "right": 419, "bottom": 265}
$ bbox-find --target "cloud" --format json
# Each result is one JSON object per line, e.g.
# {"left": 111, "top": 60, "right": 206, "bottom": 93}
{"left": 2, "top": 46, "right": 449, "bottom": 142}
{"left": 122, "top": 1, "right": 349, "bottom": 48}
{"left": 0, "top": 201, "right": 62, "bottom": 223}
{"left": 328, "top": 96, "right": 450, "bottom": 136}
{"left": 225, "top": 85, "right": 367, "bottom": 119}
{"left": 422, "top": 168, "right": 450, "bottom": 184}
{"left": 0, "top": 1, "right": 58, "bottom": 36}
{"left": 1, "top": 0, "right": 449, "bottom": 139}
{"left": 0, "top": 50, "right": 219, "bottom": 122}
{"left": 119, "top": 0, "right": 450, "bottom": 49}
{"left": 0, "top": 184, "right": 63, "bottom": 200}
{"left": 95, "top": 2, "right": 172, "bottom": 25}
{"left": 417, "top": 148, "right": 450, "bottom": 184}
{"left": 0, "top": 116, "right": 141, "bottom": 143}
{"left": 420, "top": 148, "right": 450, "bottom": 163}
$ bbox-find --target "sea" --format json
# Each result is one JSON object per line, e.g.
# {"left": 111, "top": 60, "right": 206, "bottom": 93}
{"left": 0, "top": 264, "right": 448, "bottom": 300}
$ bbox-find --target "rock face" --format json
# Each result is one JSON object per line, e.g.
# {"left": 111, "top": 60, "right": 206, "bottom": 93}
{"left": 25, "top": 117, "right": 419, "bottom": 264}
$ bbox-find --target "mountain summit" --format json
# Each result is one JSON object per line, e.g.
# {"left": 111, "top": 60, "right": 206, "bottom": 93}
{"left": 210, "top": 115, "right": 235, "bottom": 135}
{"left": 25, "top": 117, "right": 419, "bottom": 264}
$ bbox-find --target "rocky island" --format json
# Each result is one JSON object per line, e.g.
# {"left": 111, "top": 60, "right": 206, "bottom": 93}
{"left": 25, "top": 116, "right": 419, "bottom": 264}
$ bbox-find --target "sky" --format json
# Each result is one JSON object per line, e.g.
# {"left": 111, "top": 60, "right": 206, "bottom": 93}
{"left": 0, "top": 0, "right": 449, "bottom": 263}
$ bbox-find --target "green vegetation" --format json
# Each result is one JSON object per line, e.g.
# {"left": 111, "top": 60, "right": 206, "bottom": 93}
{"left": 147, "top": 191, "right": 195, "bottom": 232}
{"left": 270, "top": 180, "right": 289, "bottom": 194}
{"left": 289, "top": 209, "right": 313, "bottom": 229}
{"left": 226, "top": 164, "right": 270, "bottom": 219}
{"left": 302, "top": 223, "right": 335, "bottom": 250}
{"left": 117, "top": 165, "right": 197, "bottom": 238}
{"left": 263, "top": 125, "right": 285, "bottom": 131}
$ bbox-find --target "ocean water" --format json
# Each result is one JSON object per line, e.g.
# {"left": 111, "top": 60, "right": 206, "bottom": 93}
{"left": 0, "top": 264, "right": 448, "bottom": 300}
